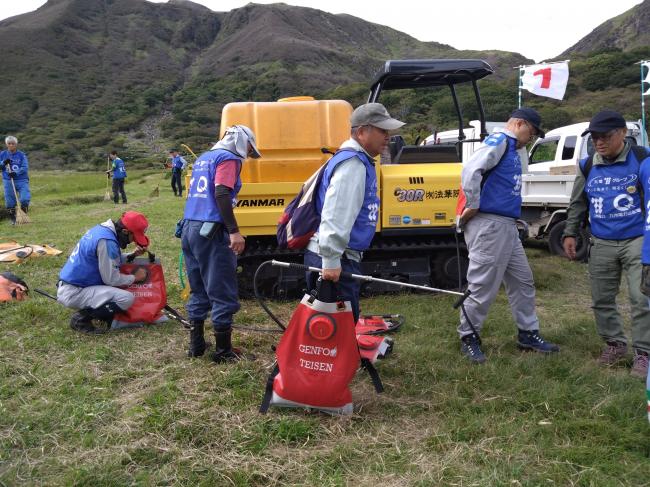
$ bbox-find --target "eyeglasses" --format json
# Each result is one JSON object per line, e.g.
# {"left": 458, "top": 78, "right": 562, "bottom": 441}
{"left": 591, "top": 130, "right": 618, "bottom": 142}
{"left": 523, "top": 120, "right": 539, "bottom": 138}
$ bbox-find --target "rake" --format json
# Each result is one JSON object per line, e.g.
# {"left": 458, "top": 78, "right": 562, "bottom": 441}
{"left": 9, "top": 178, "right": 30, "bottom": 225}
{"left": 103, "top": 155, "right": 111, "bottom": 201}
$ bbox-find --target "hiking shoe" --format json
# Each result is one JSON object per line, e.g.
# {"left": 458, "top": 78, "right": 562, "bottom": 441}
{"left": 631, "top": 350, "right": 649, "bottom": 379}
{"left": 517, "top": 329, "right": 560, "bottom": 353}
{"left": 597, "top": 341, "right": 627, "bottom": 365}
{"left": 461, "top": 333, "right": 486, "bottom": 364}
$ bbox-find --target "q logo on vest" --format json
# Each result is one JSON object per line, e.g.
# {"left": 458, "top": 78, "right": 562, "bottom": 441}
{"left": 613, "top": 193, "right": 634, "bottom": 212}
{"left": 196, "top": 176, "right": 208, "bottom": 193}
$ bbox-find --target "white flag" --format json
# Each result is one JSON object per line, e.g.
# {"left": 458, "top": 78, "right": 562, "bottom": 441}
{"left": 521, "top": 62, "right": 569, "bottom": 100}
{"left": 643, "top": 61, "right": 650, "bottom": 96}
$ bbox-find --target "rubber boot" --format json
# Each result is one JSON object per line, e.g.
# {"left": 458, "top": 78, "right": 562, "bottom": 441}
{"left": 188, "top": 320, "right": 207, "bottom": 358}
{"left": 212, "top": 329, "right": 255, "bottom": 363}
{"left": 7, "top": 207, "right": 15, "bottom": 225}
{"left": 20, "top": 203, "right": 28, "bottom": 214}
{"left": 88, "top": 301, "right": 124, "bottom": 330}
{"left": 70, "top": 308, "right": 104, "bottom": 334}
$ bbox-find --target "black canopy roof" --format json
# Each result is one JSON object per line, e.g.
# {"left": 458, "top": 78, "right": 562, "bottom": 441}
{"left": 370, "top": 59, "right": 494, "bottom": 91}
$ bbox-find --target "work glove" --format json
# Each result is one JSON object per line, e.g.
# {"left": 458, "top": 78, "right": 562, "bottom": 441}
{"left": 3, "top": 159, "right": 10, "bottom": 166}
{"left": 9, "top": 172, "right": 15, "bottom": 179}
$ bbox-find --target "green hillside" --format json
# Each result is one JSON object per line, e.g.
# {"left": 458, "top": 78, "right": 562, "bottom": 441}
{"left": 0, "top": 0, "right": 648, "bottom": 170}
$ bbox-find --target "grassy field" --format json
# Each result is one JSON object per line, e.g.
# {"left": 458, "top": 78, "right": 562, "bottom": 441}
{"left": 1, "top": 170, "right": 649, "bottom": 486}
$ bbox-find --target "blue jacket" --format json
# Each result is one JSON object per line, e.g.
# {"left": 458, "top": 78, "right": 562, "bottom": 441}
{"left": 1, "top": 150, "right": 29, "bottom": 181}
{"left": 183, "top": 149, "right": 242, "bottom": 223}
{"left": 583, "top": 149, "right": 645, "bottom": 241}
{"left": 478, "top": 133, "right": 522, "bottom": 219}
{"left": 171, "top": 155, "right": 187, "bottom": 171}
{"left": 111, "top": 158, "right": 127, "bottom": 179}
{"left": 59, "top": 225, "right": 120, "bottom": 287}
{"left": 316, "top": 149, "right": 379, "bottom": 252}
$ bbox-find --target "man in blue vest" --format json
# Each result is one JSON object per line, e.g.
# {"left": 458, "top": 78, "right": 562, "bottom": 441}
{"left": 1, "top": 136, "right": 30, "bottom": 225}
{"left": 304, "top": 103, "right": 404, "bottom": 323}
{"left": 57, "top": 211, "right": 150, "bottom": 334}
{"left": 564, "top": 110, "right": 650, "bottom": 378}
{"left": 181, "top": 125, "right": 260, "bottom": 362}
{"left": 458, "top": 107, "right": 559, "bottom": 363}
{"left": 169, "top": 149, "right": 187, "bottom": 197}
{"left": 107, "top": 150, "right": 127, "bottom": 204}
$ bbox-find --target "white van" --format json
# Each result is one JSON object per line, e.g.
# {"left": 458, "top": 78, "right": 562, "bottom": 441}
{"left": 527, "top": 121, "right": 647, "bottom": 174}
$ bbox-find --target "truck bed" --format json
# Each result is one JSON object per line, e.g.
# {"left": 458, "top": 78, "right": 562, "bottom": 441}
{"left": 521, "top": 173, "right": 575, "bottom": 207}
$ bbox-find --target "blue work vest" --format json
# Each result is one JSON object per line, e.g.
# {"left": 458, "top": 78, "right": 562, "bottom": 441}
{"left": 582, "top": 151, "right": 644, "bottom": 241}
{"left": 59, "top": 225, "right": 119, "bottom": 287}
{"left": 1, "top": 150, "right": 29, "bottom": 181}
{"left": 183, "top": 149, "right": 242, "bottom": 223}
{"left": 479, "top": 134, "right": 522, "bottom": 219}
{"left": 112, "top": 158, "right": 127, "bottom": 179}
{"left": 171, "top": 155, "right": 185, "bottom": 170}
{"left": 316, "top": 149, "right": 379, "bottom": 252}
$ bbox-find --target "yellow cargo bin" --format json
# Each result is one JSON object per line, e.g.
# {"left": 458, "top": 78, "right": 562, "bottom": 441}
{"left": 219, "top": 98, "right": 354, "bottom": 235}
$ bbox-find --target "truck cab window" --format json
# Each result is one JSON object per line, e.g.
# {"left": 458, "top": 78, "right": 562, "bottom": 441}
{"left": 561, "top": 136, "right": 577, "bottom": 160}
{"left": 529, "top": 138, "right": 560, "bottom": 165}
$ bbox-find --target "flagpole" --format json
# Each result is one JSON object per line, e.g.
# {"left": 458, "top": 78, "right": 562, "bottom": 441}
{"left": 518, "top": 66, "right": 523, "bottom": 108}
{"left": 638, "top": 60, "right": 649, "bottom": 146}
{"left": 514, "top": 65, "right": 525, "bottom": 108}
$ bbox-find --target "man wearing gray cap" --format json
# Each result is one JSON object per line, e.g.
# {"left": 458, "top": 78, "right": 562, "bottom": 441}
{"left": 563, "top": 110, "right": 650, "bottom": 378}
{"left": 304, "top": 103, "right": 404, "bottom": 322}
{"left": 458, "top": 107, "right": 559, "bottom": 363}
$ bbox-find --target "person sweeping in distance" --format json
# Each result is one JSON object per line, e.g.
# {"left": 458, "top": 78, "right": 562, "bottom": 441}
{"left": 57, "top": 211, "right": 150, "bottom": 334}
{"left": 107, "top": 150, "right": 127, "bottom": 204}
{"left": 1, "top": 136, "right": 31, "bottom": 225}
{"left": 169, "top": 148, "right": 188, "bottom": 197}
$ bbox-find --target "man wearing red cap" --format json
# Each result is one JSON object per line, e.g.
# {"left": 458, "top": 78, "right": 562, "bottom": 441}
{"left": 57, "top": 211, "right": 150, "bottom": 333}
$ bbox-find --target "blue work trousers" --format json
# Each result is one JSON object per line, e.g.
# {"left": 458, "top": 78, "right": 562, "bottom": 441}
{"left": 3, "top": 178, "right": 30, "bottom": 208}
{"left": 181, "top": 220, "right": 240, "bottom": 331}
{"left": 304, "top": 249, "right": 361, "bottom": 323}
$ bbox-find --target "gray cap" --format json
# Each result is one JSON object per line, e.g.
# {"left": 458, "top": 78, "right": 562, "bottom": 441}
{"left": 350, "top": 103, "right": 405, "bottom": 130}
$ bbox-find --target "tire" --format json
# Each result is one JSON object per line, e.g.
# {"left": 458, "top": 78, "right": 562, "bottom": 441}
{"left": 432, "top": 250, "right": 468, "bottom": 289}
{"left": 548, "top": 220, "right": 589, "bottom": 261}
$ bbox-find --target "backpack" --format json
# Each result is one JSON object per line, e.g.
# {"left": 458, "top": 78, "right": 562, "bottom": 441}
{"left": 276, "top": 164, "right": 326, "bottom": 249}
{"left": 277, "top": 150, "right": 356, "bottom": 249}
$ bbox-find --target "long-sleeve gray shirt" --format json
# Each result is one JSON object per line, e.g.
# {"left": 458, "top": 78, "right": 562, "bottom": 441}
{"left": 461, "top": 128, "right": 527, "bottom": 209}
{"left": 307, "top": 138, "right": 368, "bottom": 269}
{"left": 96, "top": 220, "right": 136, "bottom": 287}
{"left": 563, "top": 142, "right": 631, "bottom": 238}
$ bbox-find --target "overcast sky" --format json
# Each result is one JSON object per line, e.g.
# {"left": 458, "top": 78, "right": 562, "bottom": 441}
{"left": 3, "top": 0, "right": 644, "bottom": 61}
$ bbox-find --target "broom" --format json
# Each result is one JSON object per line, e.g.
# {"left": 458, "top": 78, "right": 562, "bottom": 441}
{"left": 148, "top": 159, "right": 167, "bottom": 198}
{"left": 149, "top": 183, "right": 160, "bottom": 198}
{"left": 10, "top": 178, "right": 30, "bottom": 225}
{"left": 103, "top": 155, "right": 111, "bottom": 201}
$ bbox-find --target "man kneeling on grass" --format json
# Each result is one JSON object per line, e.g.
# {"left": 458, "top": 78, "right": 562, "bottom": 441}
{"left": 57, "top": 211, "right": 150, "bottom": 334}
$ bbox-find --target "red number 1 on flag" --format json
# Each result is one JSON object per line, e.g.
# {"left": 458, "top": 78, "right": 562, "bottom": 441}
{"left": 533, "top": 67, "right": 552, "bottom": 89}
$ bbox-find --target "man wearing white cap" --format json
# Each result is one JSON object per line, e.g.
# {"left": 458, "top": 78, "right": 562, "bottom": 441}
{"left": 305, "top": 103, "right": 404, "bottom": 322}
{"left": 181, "top": 125, "right": 261, "bottom": 362}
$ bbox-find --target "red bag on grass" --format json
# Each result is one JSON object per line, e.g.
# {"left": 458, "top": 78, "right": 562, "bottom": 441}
{"left": 112, "top": 254, "right": 167, "bottom": 329}
{"left": 260, "top": 280, "right": 384, "bottom": 415}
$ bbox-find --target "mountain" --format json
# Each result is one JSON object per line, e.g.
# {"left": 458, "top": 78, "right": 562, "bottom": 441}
{"left": 0, "top": 0, "right": 531, "bottom": 168}
{"left": 0, "top": 0, "right": 647, "bottom": 171}
{"left": 562, "top": 0, "right": 650, "bottom": 56}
